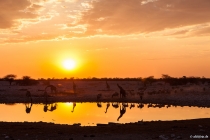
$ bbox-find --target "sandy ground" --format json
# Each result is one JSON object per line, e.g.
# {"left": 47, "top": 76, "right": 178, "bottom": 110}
{"left": 0, "top": 119, "right": 210, "bottom": 140}
{"left": 0, "top": 80, "right": 210, "bottom": 139}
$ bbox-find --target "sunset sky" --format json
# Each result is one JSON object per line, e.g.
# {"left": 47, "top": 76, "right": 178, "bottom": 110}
{"left": 0, "top": 0, "right": 210, "bottom": 79}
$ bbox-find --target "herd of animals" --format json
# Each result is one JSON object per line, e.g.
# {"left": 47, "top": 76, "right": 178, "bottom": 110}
{"left": 0, "top": 80, "right": 209, "bottom": 101}
{"left": 0, "top": 81, "right": 209, "bottom": 117}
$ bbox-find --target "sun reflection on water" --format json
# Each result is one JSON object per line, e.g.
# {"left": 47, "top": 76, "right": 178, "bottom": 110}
{"left": 1, "top": 102, "right": 210, "bottom": 126}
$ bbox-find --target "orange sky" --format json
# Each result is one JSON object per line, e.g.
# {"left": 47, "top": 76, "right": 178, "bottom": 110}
{"left": 0, "top": 0, "right": 210, "bottom": 79}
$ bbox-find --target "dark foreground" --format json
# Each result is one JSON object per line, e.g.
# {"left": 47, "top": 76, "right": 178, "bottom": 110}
{"left": 1, "top": 118, "right": 210, "bottom": 140}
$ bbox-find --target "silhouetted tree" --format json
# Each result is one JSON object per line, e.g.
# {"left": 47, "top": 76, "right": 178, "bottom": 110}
{"left": 162, "top": 74, "right": 172, "bottom": 79}
{"left": 19, "top": 76, "right": 39, "bottom": 86}
{"left": 3, "top": 74, "right": 16, "bottom": 85}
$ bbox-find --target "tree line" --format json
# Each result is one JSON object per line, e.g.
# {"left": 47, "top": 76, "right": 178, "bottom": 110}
{"left": 0, "top": 74, "right": 210, "bottom": 86}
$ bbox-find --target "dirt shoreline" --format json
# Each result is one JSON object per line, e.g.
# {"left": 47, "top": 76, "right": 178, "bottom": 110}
{"left": 1, "top": 118, "right": 210, "bottom": 140}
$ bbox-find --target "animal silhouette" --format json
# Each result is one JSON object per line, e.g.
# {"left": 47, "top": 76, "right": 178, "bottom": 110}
{"left": 25, "top": 102, "right": 33, "bottom": 114}
{"left": 45, "top": 85, "right": 57, "bottom": 94}
{"left": 117, "top": 84, "right": 126, "bottom": 98}
{"left": 72, "top": 102, "right": 76, "bottom": 112}
{"left": 112, "top": 102, "right": 119, "bottom": 109}
{"left": 117, "top": 104, "right": 126, "bottom": 121}
{"left": 106, "top": 81, "right": 110, "bottom": 90}
{"left": 112, "top": 92, "right": 119, "bottom": 98}
{"left": 26, "top": 90, "right": 31, "bottom": 98}
{"left": 122, "top": 103, "right": 129, "bottom": 108}
{"left": 97, "top": 94, "right": 102, "bottom": 100}
{"left": 104, "top": 102, "right": 110, "bottom": 113}
{"left": 130, "top": 103, "right": 135, "bottom": 109}
{"left": 137, "top": 103, "right": 144, "bottom": 109}
{"left": 44, "top": 104, "right": 48, "bottom": 112}
{"left": 73, "top": 81, "right": 76, "bottom": 93}
{"left": 97, "top": 102, "right": 102, "bottom": 108}
{"left": 48, "top": 103, "right": 57, "bottom": 112}
{"left": 43, "top": 94, "right": 49, "bottom": 112}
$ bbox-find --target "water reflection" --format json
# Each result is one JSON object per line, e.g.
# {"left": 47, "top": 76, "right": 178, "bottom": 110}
{"left": 25, "top": 90, "right": 33, "bottom": 114}
{"left": 1, "top": 102, "right": 210, "bottom": 126}
{"left": 43, "top": 103, "right": 57, "bottom": 112}
{"left": 49, "top": 103, "right": 57, "bottom": 112}
{"left": 137, "top": 103, "right": 144, "bottom": 109}
{"left": 117, "top": 104, "right": 126, "bottom": 121}
{"left": 97, "top": 102, "right": 102, "bottom": 108}
{"left": 25, "top": 102, "right": 33, "bottom": 114}
{"left": 71, "top": 102, "right": 76, "bottom": 113}
{"left": 104, "top": 102, "right": 110, "bottom": 113}
{"left": 130, "top": 103, "right": 135, "bottom": 109}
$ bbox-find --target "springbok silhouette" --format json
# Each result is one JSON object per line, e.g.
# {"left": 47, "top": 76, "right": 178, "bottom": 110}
{"left": 72, "top": 102, "right": 76, "bottom": 112}
{"left": 117, "top": 84, "right": 126, "bottom": 98}
{"left": 106, "top": 81, "right": 110, "bottom": 90}
{"left": 117, "top": 104, "right": 126, "bottom": 121}
{"left": 97, "top": 94, "right": 102, "bottom": 100}
{"left": 104, "top": 102, "right": 110, "bottom": 113}
{"left": 73, "top": 81, "right": 76, "bottom": 93}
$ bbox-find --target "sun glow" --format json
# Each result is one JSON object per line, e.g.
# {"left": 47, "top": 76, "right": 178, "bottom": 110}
{"left": 63, "top": 59, "right": 76, "bottom": 70}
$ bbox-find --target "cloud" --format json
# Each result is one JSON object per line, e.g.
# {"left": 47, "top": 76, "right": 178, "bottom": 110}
{"left": 0, "top": 0, "right": 41, "bottom": 29}
{"left": 1, "top": 0, "right": 210, "bottom": 44}
{"left": 1, "top": 34, "right": 64, "bottom": 43}
{"left": 77, "top": 0, "right": 210, "bottom": 35}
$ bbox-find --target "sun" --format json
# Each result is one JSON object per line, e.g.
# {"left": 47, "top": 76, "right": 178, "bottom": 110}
{"left": 63, "top": 59, "right": 76, "bottom": 70}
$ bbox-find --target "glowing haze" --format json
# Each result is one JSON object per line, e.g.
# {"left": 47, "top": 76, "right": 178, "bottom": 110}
{"left": 0, "top": 0, "right": 210, "bottom": 79}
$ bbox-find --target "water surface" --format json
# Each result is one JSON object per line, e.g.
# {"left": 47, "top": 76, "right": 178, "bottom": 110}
{"left": 0, "top": 102, "right": 210, "bottom": 126}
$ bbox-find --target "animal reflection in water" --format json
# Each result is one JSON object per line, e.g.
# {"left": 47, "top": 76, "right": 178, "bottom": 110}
{"left": 112, "top": 102, "right": 119, "bottom": 109}
{"left": 117, "top": 103, "right": 127, "bottom": 121}
{"left": 25, "top": 90, "right": 33, "bottom": 114}
{"left": 72, "top": 102, "right": 76, "bottom": 113}
{"left": 138, "top": 103, "right": 144, "bottom": 109}
{"left": 97, "top": 102, "right": 102, "bottom": 108}
{"left": 44, "top": 103, "right": 57, "bottom": 112}
{"left": 45, "top": 85, "right": 57, "bottom": 95}
{"left": 104, "top": 102, "right": 110, "bottom": 113}
{"left": 130, "top": 103, "right": 135, "bottom": 109}
{"left": 49, "top": 103, "right": 57, "bottom": 112}
{"left": 25, "top": 102, "right": 33, "bottom": 114}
